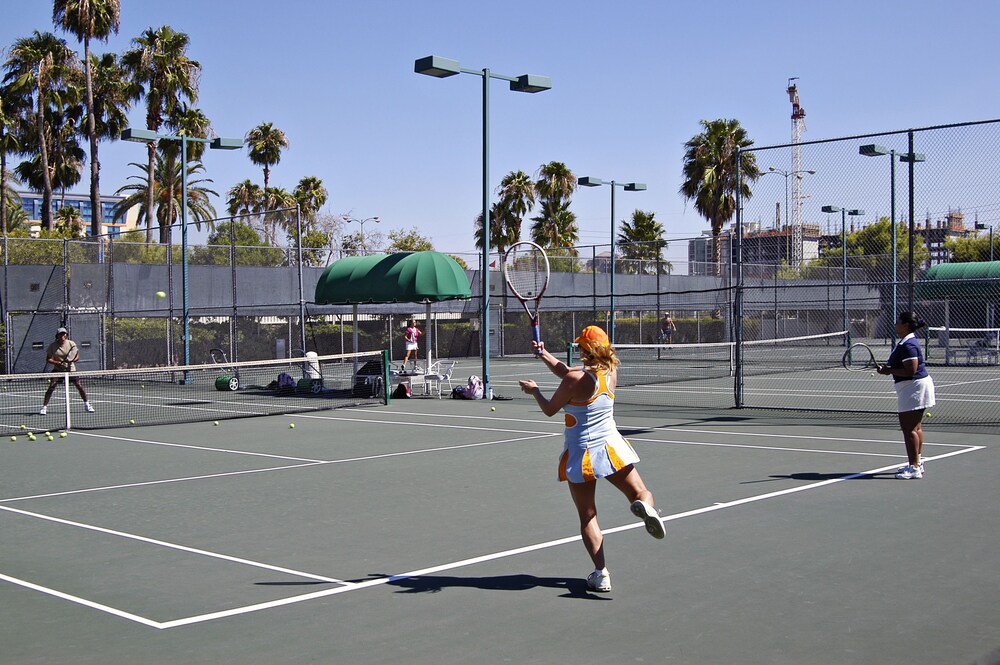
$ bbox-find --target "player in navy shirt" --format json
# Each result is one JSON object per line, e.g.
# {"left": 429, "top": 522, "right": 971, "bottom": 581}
{"left": 877, "top": 311, "right": 936, "bottom": 479}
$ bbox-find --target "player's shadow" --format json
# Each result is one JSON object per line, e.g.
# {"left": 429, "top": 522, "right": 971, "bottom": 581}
{"left": 741, "top": 471, "right": 892, "bottom": 485}
{"left": 386, "top": 574, "right": 605, "bottom": 600}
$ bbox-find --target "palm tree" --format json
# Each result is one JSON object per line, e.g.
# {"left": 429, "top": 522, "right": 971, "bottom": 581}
{"left": 122, "top": 25, "right": 200, "bottom": 242}
{"left": 53, "top": 0, "right": 121, "bottom": 238}
{"left": 245, "top": 122, "right": 288, "bottom": 189}
{"left": 3, "top": 31, "right": 81, "bottom": 230}
{"left": 293, "top": 175, "right": 327, "bottom": 227}
{"left": 227, "top": 178, "right": 263, "bottom": 217}
{"left": 261, "top": 186, "right": 296, "bottom": 245}
{"left": 491, "top": 169, "right": 535, "bottom": 256}
{"left": 55, "top": 202, "right": 83, "bottom": 235}
{"left": 680, "top": 118, "right": 761, "bottom": 275}
{"left": 112, "top": 156, "right": 216, "bottom": 231}
{"left": 617, "top": 209, "right": 669, "bottom": 274}
{"left": 0, "top": 84, "right": 25, "bottom": 235}
{"left": 531, "top": 161, "right": 578, "bottom": 255}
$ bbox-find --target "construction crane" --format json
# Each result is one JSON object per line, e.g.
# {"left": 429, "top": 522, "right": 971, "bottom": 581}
{"left": 787, "top": 78, "right": 807, "bottom": 266}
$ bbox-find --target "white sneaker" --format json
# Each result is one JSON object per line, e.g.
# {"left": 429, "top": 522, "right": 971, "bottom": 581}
{"left": 85, "top": 402, "right": 95, "bottom": 413}
{"left": 586, "top": 570, "right": 612, "bottom": 593}
{"left": 630, "top": 500, "right": 666, "bottom": 539}
{"left": 39, "top": 406, "right": 47, "bottom": 415}
{"left": 895, "top": 464, "right": 923, "bottom": 480}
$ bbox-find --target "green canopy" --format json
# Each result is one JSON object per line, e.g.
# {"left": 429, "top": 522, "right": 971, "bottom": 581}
{"left": 314, "top": 251, "right": 471, "bottom": 305}
{"left": 916, "top": 261, "right": 1000, "bottom": 299}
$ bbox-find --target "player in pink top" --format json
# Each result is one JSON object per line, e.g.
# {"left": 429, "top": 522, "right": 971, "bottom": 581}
{"left": 402, "top": 319, "right": 422, "bottom": 370}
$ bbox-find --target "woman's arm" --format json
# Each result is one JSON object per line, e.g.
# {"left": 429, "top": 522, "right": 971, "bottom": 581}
{"left": 520, "top": 369, "right": 591, "bottom": 417}
{"left": 533, "top": 341, "right": 580, "bottom": 379}
{"left": 878, "top": 358, "right": 918, "bottom": 378}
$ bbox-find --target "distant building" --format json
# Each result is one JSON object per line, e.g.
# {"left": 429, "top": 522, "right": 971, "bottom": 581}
{"left": 17, "top": 190, "right": 139, "bottom": 238}
{"left": 688, "top": 221, "right": 821, "bottom": 276}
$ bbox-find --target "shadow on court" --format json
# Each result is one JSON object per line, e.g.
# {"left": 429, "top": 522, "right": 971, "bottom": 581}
{"left": 384, "top": 573, "right": 603, "bottom": 599}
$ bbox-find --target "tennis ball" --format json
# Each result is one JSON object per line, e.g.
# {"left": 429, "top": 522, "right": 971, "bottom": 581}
{"left": 213, "top": 420, "right": 219, "bottom": 426}
{"left": 490, "top": 406, "right": 496, "bottom": 411}
{"left": 46, "top": 435, "right": 54, "bottom": 441}
{"left": 59, "top": 432, "right": 67, "bottom": 438}
{"left": 28, "top": 433, "right": 36, "bottom": 441}
{"left": 155, "top": 290, "right": 166, "bottom": 299}
{"left": 926, "top": 412, "right": 933, "bottom": 420}
{"left": 20, "top": 424, "right": 26, "bottom": 430}
{"left": 44, "top": 431, "right": 51, "bottom": 437}
{"left": 870, "top": 371, "right": 875, "bottom": 377}
{"left": 289, "top": 423, "right": 295, "bottom": 429}
{"left": 10, "top": 436, "right": 16, "bottom": 442}
{"left": 129, "top": 419, "right": 135, "bottom": 425}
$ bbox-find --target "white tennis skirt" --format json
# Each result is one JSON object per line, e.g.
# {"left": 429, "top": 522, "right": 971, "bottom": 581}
{"left": 894, "top": 376, "right": 936, "bottom": 413}
{"left": 405, "top": 341, "right": 418, "bottom": 351}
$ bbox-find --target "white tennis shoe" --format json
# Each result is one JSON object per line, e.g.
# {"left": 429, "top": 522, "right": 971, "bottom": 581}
{"left": 895, "top": 464, "right": 923, "bottom": 480}
{"left": 85, "top": 402, "right": 95, "bottom": 413}
{"left": 39, "top": 406, "right": 47, "bottom": 415}
{"left": 631, "top": 500, "right": 666, "bottom": 539}
{"left": 586, "top": 570, "right": 612, "bottom": 593}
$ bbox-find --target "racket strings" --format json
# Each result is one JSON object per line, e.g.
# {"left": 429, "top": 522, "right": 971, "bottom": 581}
{"left": 504, "top": 248, "right": 548, "bottom": 300}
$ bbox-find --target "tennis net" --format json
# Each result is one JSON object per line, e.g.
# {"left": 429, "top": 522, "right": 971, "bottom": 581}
{"left": 570, "top": 331, "right": 849, "bottom": 409}
{"left": 1, "top": 351, "right": 387, "bottom": 434}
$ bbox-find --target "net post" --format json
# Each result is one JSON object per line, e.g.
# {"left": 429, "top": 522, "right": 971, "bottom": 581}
{"left": 382, "top": 349, "right": 391, "bottom": 405}
{"left": 566, "top": 342, "right": 574, "bottom": 367}
{"left": 63, "top": 373, "right": 71, "bottom": 431}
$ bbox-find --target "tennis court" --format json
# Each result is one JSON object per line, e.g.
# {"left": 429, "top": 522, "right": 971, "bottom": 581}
{"left": 2, "top": 355, "right": 999, "bottom": 665}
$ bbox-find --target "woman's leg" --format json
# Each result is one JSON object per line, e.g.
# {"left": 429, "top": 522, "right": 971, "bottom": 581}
{"left": 567, "top": 480, "right": 605, "bottom": 570}
{"left": 606, "top": 464, "right": 654, "bottom": 506}
{"left": 898, "top": 409, "right": 924, "bottom": 466}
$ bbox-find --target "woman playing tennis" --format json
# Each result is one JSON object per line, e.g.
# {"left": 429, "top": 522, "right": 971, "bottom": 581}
{"left": 877, "top": 311, "right": 936, "bottom": 479}
{"left": 519, "top": 325, "right": 665, "bottom": 593}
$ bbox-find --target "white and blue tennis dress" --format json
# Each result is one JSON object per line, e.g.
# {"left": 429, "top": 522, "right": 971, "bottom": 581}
{"left": 558, "top": 368, "right": 640, "bottom": 483}
{"left": 886, "top": 332, "right": 936, "bottom": 413}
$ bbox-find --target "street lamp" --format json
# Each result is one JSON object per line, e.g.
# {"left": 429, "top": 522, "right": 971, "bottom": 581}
{"left": 577, "top": 176, "right": 646, "bottom": 343}
{"left": 859, "top": 144, "right": 926, "bottom": 323}
{"left": 822, "top": 206, "right": 864, "bottom": 339}
{"left": 415, "top": 55, "right": 551, "bottom": 398}
{"left": 975, "top": 221, "right": 995, "bottom": 262}
{"left": 121, "top": 127, "right": 243, "bottom": 377}
{"left": 344, "top": 215, "right": 380, "bottom": 255}
{"left": 763, "top": 167, "right": 816, "bottom": 266}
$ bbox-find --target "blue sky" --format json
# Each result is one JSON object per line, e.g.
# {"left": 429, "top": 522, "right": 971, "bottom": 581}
{"left": 4, "top": 0, "right": 999, "bottom": 260}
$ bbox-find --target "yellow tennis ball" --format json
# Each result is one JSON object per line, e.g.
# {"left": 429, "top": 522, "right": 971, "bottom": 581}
{"left": 20, "top": 424, "right": 26, "bottom": 430}
{"left": 28, "top": 434, "right": 36, "bottom": 441}
{"left": 10, "top": 436, "right": 16, "bottom": 442}
{"left": 155, "top": 290, "right": 166, "bottom": 299}
{"left": 213, "top": 420, "right": 219, "bottom": 426}
{"left": 925, "top": 412, "right": 933, "bottom": 420}
{"left": 59, "top": 432, "right": 67, "bottom": 438}
{"left": 870, "top": 371, "right": 875, "bottom": 377}
{"left": 44, "top": 431, "right": 51, "bottom": 437}
{"left": 490, "top": 406, "right": 496, "bottom": 411}
{"left": 289, "top": 423, "right": 295, "bottom": 429}
{"left": 46, "top": 435, "right": 54, "bottom": 441}
{"left": 129, "top": 419, "right": 135, "bottom": 425}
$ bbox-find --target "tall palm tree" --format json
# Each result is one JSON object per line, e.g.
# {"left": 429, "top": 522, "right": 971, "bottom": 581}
{"left": 261, "top": 185, "right": 296, "bottom": 245}
{"left": 617, "top": 209, "right": 669, "bottom": 275}
{"left": 293, "top": 175, "right": 327, "bottom": 227}
{"left": 531, "top": 161, "right": 578, "bottom": 252}
{"left": 112, "top": 155, "right": 216, "bottom": 231}
{"left": 245, "top": 122, "right": 288, "bottom": 189}
{"left": 227, "top": 178, "right": 264, "bottom": 217}
{"left": 493, "top": 169, "right": 535, "bottom": 255}
{"left": 3, "top": 31, "right": 81, "bottom": 230}
{"left": 680, "top": 118, "right": 761, "bottom": 275}
{"left": 0, "top": 84, "right": 25, "bottom": 235}
{"left": 53, "top": 0, "right": 121, "bottom": 238}
{"left": 122, "top": 25, "right": 200, "bottom": 242}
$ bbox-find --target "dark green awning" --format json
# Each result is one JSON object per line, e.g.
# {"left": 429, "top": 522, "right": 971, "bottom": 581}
{"left": 314, "top": 251, "right": 472, "bottom": 305}
{"left": 916, "top": 261, "right": 1000, "bottom": 299}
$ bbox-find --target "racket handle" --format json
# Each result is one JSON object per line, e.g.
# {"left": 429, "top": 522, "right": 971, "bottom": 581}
{"left": 532, "top": 320, "right": 541, "bottom": 356}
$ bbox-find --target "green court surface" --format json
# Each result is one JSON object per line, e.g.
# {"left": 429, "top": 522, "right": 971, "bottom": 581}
{"left": 1, "top": 384, "right": 998, "bottom": 664}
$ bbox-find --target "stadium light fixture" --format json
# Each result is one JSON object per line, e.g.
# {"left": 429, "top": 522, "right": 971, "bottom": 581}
{"left": 577, "top": 176, "right": 647, "bottom": 343}
{"left": 415, "top": 55, "right": 551, "bottom": 398}
{"left": 121, "top": 127, "right": 244, "bottom": 378}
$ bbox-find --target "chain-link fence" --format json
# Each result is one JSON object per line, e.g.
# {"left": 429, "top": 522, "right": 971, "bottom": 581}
{"left": 3, "top": 119, "right": 998, "bottom": 425}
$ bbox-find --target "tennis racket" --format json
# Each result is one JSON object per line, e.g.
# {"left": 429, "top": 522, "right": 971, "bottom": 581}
{"left": 842, "top": 342, "right": 881, "bottom": 373}
{"left": 502, "top": 241, "right": 550, "bottom": 352}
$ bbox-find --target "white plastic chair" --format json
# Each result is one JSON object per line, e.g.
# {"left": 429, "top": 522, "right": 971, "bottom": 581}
{"left": 423, "top": 360, "right": 457, "bottom": 398}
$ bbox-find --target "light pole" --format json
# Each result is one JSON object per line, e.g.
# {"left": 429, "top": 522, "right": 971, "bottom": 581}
{"left": 859, "top": 144, "right": 925, "bottom": 331}
{"left": 415, "top": 55, "right": 551, "bottom": 398}
{"left": 822, "top": 206, "right": 864, "bottom": 339}
{"left": 763, "top": 167, "right": 816, "bottom": 266}
{"left": 121, "top": 128, "right": 243, "bottom": 377}
{"left": 344, "top": 215, "right": 380, "bottom": 255}
{"left": 975, "top": 221, "right": 995, "bottom": 262}
{"left": 577, "top": 177, "right": 646, "bottom": 343}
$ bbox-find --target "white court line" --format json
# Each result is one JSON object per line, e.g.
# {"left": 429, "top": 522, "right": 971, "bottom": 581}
{"left": 1, "top": 432, "right": 557, "bottom": 503}
{"left": 156, "top": 444, "right": 985, "bottom": 630}
{"left": 1, "top": 444, "right": 984, "bottom": 629}
{"left": 0, "top": 503, "right": 349, "bottom": 584}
